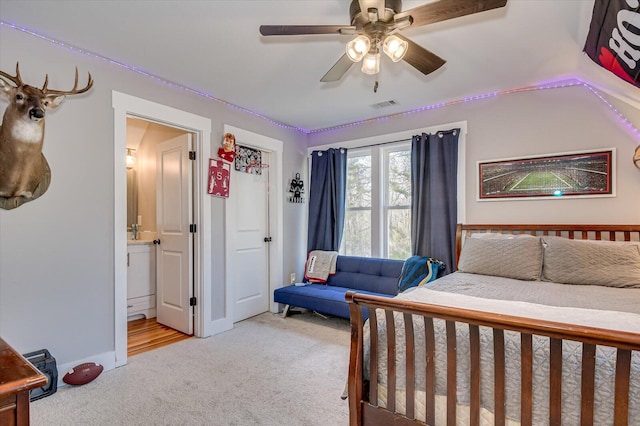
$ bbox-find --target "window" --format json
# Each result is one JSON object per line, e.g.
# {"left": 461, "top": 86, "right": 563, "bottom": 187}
{"left": 342, "top": 151, "right": 372, "bottom": 256}
{"left": 341, "top": 142, "right": 411, "bottom": 259}
{"left": 385, "top": 147, "right": 411, "bottom": 259}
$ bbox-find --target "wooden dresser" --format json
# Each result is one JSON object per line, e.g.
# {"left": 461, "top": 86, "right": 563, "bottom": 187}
{"left": 0, "top": 338, "right": 48, "bottom": 426}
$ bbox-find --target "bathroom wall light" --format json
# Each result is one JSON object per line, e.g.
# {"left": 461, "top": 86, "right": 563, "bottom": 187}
{"left": 126, "top": 148, "right": 136, "bottom": 169}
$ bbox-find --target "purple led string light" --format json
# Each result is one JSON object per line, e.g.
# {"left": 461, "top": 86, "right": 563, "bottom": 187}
{"left": 2, "top": 19, "right": 639, "bottom": 140}
{"left": 310, "top": 79, "right": 584, "bottom": 133}
{"left": 312, "top": 79, "right": 640, "bottom": 140}
{"left": 0, "top": 20, "right": 310, "bottom": 134}
{"left": 582, "top": 82, "right": 640, "bottom": 140}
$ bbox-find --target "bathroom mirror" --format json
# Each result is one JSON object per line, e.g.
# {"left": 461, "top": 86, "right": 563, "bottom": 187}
{"left": 127, "top": 169, "right": 138, "bottom": 230}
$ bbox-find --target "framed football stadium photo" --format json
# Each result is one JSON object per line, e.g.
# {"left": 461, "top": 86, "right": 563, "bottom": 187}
{"left": 478, "top": 149, "right": 615, "bottom": 200}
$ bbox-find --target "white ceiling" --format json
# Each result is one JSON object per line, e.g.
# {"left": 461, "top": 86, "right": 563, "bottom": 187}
{"left": 0, "top": 0, "right": 604, "bottom": 132}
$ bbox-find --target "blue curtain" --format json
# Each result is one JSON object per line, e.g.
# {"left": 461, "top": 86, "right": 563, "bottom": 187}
{"left": 411, "top": 129, "right": 459, "bottom": 274}
{"left": 307, "top": 148, "right": 348, "bottom": 252}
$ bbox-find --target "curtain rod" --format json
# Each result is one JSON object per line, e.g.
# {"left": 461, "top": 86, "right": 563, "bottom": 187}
{"left": 310, "top": 138, "right": 411, "bottom": 154}
{"left": 361, "top": 129, "right": 458, "bottom": 148}
{"left": 356, "top": 137, "right": 412, "bottom": 149}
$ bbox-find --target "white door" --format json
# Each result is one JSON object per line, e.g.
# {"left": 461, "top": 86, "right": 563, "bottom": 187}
{"left": 156, "top": 134, "right": 193, "bottom": 334}
{"left": 232, "top": 151, "right": 270, "bottom": 322}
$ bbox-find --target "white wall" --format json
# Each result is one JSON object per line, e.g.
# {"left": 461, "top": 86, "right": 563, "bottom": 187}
{"left": 308, "top": 83, "right": 640, "bottom": 224}
{"left": 0, "top": 27, "right": 308, "bottom": 365}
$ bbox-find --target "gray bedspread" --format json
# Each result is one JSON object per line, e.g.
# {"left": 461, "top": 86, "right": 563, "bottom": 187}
{"left": 425, "top": 271, "right": 640, "bottom": 314}
{"left": 364, "top": 272, "right": 640, "bottom": 425}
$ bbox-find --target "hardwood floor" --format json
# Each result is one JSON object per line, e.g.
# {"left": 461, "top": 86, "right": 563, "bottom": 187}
{"left": 127, "top": 318, "right": 192, "bottom": 357}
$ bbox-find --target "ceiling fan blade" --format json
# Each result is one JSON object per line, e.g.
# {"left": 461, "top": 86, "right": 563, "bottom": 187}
{"left": 395, "top": 0, "right": 507, "bottom": 29}
{"left": 259, "top": 25, "right": 356, "bottom": 36}
{"left": 396, "top": 34, "right": 446, "bottom": 76}
{"left": 320, "top": 54, "right": 354, "bottom": 82}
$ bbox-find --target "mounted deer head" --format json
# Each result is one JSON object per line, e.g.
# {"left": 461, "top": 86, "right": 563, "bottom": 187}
{"left": 0, "top": 62, "right": 93, "bottom": 210}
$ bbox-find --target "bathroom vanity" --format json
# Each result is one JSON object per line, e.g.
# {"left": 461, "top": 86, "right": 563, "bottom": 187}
{"left": 127, "top": 241, "right": 156, "bottom": 320}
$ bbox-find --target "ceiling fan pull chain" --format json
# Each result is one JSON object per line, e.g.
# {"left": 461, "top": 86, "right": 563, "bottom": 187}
{"left": 374, "top": 80, "right": 379, "bottom": 93}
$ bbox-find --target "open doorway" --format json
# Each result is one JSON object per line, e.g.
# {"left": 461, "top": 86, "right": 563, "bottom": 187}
{"left": 113, "top": 91, "right": 215, "bottom": 368}
{"left": 125, "top": 117, "right": 194, "bottom": 356}
{"left": 113, "top": 93, "right": 285, "bottom": 367}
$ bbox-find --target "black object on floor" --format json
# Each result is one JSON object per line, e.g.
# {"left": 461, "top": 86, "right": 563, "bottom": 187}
{"left": 22, "top": 349, "right": 58, "bottom": 401}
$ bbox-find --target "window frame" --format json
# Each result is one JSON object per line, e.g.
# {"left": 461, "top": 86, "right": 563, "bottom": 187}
{"left": 342, "top": 141, "right": 411, "bottom": 258}
{"left": 382, "top": 142, "right": 411, "bottom": 258}
{"left": 342, "top": 147, "right": 375, "bottom": 257}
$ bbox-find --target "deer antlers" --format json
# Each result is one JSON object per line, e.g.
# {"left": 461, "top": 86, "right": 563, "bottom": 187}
{"left": 0, "top": 62, "right": 93, "bottom": 95}
{"left": 0, "top": 63, "right": 25, "bottom": 87}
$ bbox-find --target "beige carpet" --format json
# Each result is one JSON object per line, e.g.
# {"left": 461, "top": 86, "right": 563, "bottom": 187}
{"left": 31, "top": 312, "right": 351, "bottom": 425}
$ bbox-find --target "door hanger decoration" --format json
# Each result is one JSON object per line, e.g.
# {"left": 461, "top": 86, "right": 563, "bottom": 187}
{"left": 217, "top": 132, "right": 237, "bottom": 163}
{"left": 235, "top": 145, "right": 263, "bottom": 175}
{"left": 208, "top": 158, "right": 230, "bottom": 198}
{"left": 288, "top": 173, "right": 305, "bottom": 203}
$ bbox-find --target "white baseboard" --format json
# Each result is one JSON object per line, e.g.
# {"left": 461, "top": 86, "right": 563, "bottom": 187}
{"left": 202, "top": 317, "right": 232, "bottom": 337}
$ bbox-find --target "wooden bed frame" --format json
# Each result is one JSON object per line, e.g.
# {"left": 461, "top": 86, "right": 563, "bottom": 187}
{"left": 346, "top": 224, "right": 640, "bottom": 426}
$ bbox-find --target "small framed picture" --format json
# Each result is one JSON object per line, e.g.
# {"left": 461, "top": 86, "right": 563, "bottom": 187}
{"left": 235, "top": 145, "right": 263, "bottom": 175}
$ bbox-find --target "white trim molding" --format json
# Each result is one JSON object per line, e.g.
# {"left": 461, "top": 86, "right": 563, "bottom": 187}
{"left": 112, "top": 91, "right": 212, "bottom": 367}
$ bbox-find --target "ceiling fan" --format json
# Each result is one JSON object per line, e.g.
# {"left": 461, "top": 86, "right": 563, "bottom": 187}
{"left": 259, "top": 0, "right": 508, "bottom": 82}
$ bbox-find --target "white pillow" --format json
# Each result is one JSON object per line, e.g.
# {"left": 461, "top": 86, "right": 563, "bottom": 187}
{"left": 542, "top": 236, "right": 640, "bottom": 288}
{"left": 458, "top": 236, "right": 543, "bottom": 281}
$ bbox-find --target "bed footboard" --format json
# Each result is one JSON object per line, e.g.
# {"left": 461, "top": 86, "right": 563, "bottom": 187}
{"left": 346, "top": 291, "right": 640, "bottom": 426}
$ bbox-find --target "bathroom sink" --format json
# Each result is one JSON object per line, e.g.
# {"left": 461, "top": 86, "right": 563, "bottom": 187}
{"left": 127, "top": 239, "right": 154, "bottom": 245}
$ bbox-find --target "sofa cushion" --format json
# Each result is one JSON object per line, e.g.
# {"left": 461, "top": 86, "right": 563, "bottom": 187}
{"left": 326, "top": 256, "right": 404, "bottom": 295}
{"left": 274, "top": 284, "right": 391, "bottom": 320}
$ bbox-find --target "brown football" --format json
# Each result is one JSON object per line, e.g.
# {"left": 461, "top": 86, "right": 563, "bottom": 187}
{"left": 62, "top": 362, "right": 103, "bottom": 385}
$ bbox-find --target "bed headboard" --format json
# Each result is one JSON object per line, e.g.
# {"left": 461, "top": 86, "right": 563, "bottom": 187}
{"left": 455, "top": 224, "right": 640, "bottom": 269}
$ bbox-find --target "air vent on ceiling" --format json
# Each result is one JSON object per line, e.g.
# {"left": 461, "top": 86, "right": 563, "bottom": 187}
{"left": 371, "top": 100, "right": 398, "bottom": 109}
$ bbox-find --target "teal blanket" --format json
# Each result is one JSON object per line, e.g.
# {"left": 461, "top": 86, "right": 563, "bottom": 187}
{"left": 398, "top": 256, "right": 445, "bottom": 292}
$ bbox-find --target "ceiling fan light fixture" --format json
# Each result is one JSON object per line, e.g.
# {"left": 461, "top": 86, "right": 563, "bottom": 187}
{"left": 394, "top": 15, "right": 413, "bottom": 30}
{"left": 346, "top": 35, "right": 371, "bottom": 62}
{"left": 383, "top": 35, "right": 408, "bottom": 62}
{"left": 361, "top": 51, "right": 381, "bottom": 75}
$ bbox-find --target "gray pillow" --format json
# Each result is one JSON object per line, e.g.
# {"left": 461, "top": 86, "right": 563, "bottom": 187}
{"left": 542, "top": 236, "right": 640, "bottom": 288}
{"left": 458, "top": 236, "right": 543, "bottom": 280}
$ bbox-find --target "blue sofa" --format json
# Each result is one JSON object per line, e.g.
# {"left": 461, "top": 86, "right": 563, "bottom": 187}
{"left": 274, "top": 255, "right": 404, "bottom": 319}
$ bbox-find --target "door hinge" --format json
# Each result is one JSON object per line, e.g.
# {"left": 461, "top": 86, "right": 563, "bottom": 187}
{"left": 190, "top": 297, "right": 197, "bottom": 306}
{"left": 190, "top": 224, "right": 197, "bottom": 233}
{"left": 189, "top": 151, "right": 196, "bottom": 160}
